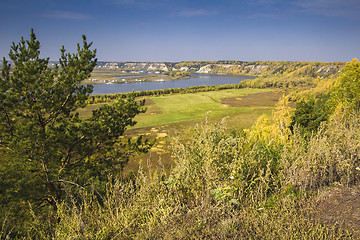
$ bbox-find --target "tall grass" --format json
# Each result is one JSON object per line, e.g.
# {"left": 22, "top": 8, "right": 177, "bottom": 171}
{"left": 283, "top": 113, "right": 360, "bottom": 191}
{"left": 20, "top": 112, "right": 360, "bottom": 239}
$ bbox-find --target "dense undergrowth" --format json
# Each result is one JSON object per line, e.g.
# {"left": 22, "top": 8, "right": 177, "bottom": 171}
{"left": 15, "top": 111, "right": 360, "bottom": 239}
{"left": 4, "top": 100, "right": 360, "bottom": 238}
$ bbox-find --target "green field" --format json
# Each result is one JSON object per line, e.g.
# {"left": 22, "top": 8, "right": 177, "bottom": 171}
{"left": 77, "top": 88, "right": 280, "bottom": 129}
{"left": 118, "top": 88, "right": 280, "bottom": 172}
{"left": 77, "top": 88, "right": 282, "bottom": 172}
{"left": 133, "top": 88, "right": 279, "bottom": 128}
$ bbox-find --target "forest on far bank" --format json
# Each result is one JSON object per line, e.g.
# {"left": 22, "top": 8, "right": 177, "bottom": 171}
{"left": 1, "top": 30, "right": 360, "bottom": 239}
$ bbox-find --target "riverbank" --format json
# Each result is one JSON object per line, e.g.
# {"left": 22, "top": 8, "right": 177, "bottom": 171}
{"left": 89, "top": 73, "right": 255, "bottom": 95}
{"left": 82, "top": 68, "right": 255, "bottom": 85}
{"left": 81, "top": 69, "right": 171, "bottom": 85}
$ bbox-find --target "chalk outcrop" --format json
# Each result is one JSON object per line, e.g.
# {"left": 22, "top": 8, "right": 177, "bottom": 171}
{"left": 124, "top": 62, "right": 168, "bottom": 71}
{"left": 244, "top": 65, "right": 269, "bottom": 74}
{"left": 197, "top": 65, "right": 213, "bottom": 73}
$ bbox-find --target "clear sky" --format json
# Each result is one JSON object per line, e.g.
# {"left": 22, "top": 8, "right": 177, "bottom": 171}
{"left": 1, "top": 0, "right": 359, "bottom": 62}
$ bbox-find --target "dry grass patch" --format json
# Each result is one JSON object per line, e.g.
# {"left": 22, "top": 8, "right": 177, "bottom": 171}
{"left": 221, "top": 91, "right": 282, "bottom": 107}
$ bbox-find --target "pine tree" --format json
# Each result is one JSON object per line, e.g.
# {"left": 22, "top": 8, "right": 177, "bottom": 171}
{"left": 0, "top": 29, "right": 150, "bottom": 224}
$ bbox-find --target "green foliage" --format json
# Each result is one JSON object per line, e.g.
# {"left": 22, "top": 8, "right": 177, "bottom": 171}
{"left": 290, "top": 94, "right": 331, "bottom": 137}
{"left": 240, "top": 75, "right": 315, "bottom": 88}
{"left": 86, "top": 83, "right": 248, "bottom": 104}
{"left": 165, "top": 70, "right": 191, "bottom": 79}
{"left": 332, "top": 58, "right": 360, "bottom": 112}
{"left": 0, "top": 30, "right": 151, "bottom": 236}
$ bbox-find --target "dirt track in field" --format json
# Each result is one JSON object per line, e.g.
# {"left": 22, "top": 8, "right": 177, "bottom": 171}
{"left": 312, "top": 186, "right": 360, "bottom": 238}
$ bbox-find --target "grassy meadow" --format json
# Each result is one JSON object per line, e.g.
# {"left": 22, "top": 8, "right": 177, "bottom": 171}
{"left": 133, "top": 88, "right": 279, "bottom": 128}
{"left": 77, "top": 88, "right": 281, "bottom": 131}
{"left": 77, "top": 88, "right": 282, "bottom": 173}
{"left": 132, "top": 89, "right": 282, "bottom": 173}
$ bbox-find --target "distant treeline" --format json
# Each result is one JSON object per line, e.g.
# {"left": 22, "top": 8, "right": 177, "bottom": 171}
{"left": 87, "top": 75, "right": 314, "bottom": 104}
{"left": 163, "top": 70, "right": 191, "bottom": 79}
{"left": 87, "top": 85, "right": 241, "bottom": 104}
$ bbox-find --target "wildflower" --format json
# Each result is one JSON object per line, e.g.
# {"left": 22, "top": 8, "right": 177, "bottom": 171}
{"left": 230, "top": 176, "right": 234, "bottom": 180}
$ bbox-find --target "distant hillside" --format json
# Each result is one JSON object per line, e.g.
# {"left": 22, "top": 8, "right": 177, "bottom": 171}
{"left": 96, "top": 61, "right": 168, "bottom": 71}
{"left": 2, "top": 60, "right": 346, "bottom": 79}
{"left": 2, "top": 60, "right": 344, "bottom": 79}
{"left": 173, "top": 61, "right": 345, "bottom": 78}
{"left": 95, "top": 61, "right": 345, "bottom": 78}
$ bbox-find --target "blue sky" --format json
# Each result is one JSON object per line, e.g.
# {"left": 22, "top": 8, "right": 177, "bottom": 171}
{"left": 1, "top": 0, "right": 359, "bottom": 62}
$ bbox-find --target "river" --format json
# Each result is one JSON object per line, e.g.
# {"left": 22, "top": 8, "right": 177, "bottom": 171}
{"left": 91, "top": 73, "right": 254, "bottom": 95}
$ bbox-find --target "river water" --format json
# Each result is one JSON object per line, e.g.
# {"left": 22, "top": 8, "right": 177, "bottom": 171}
{"left": 91, "top": 73, "right": 254, "bottom": 95}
